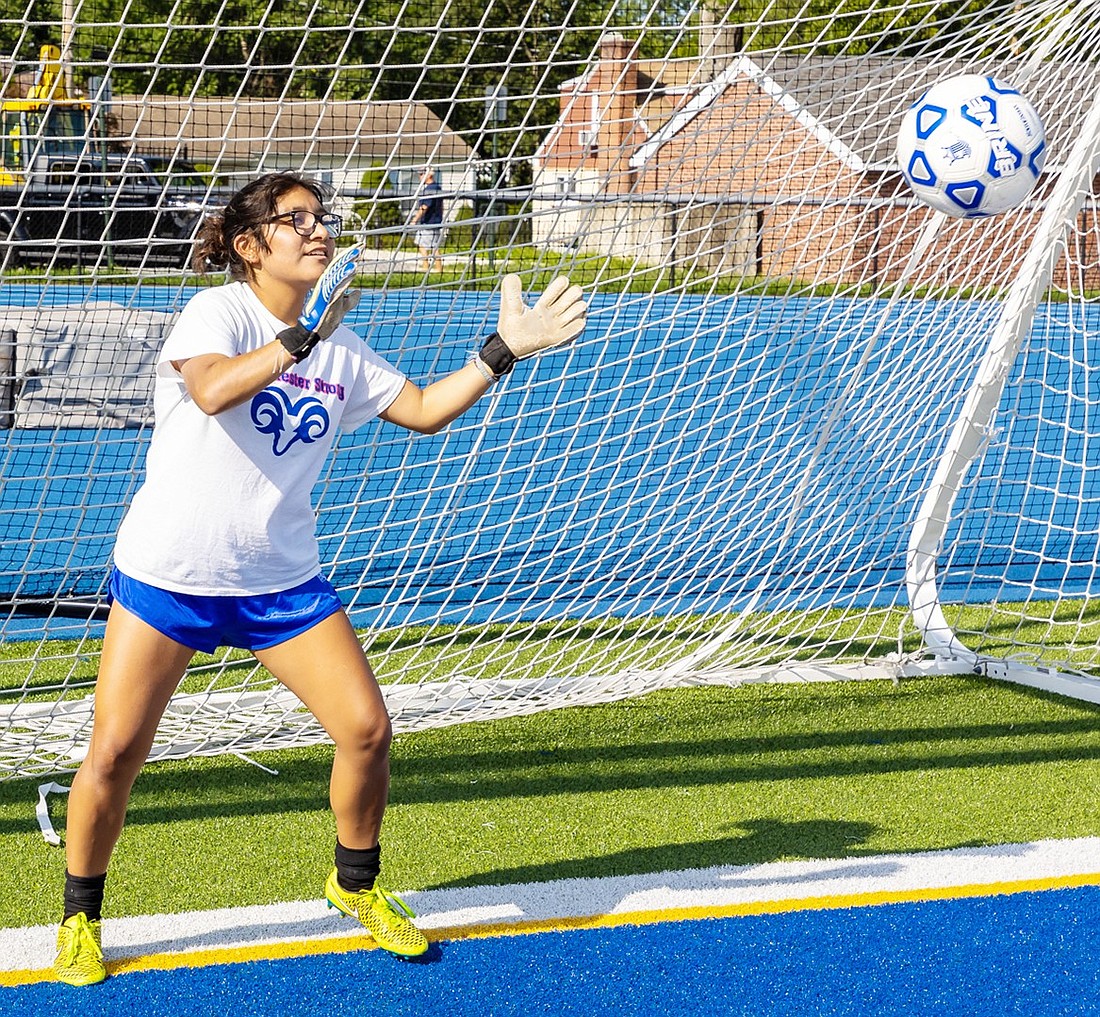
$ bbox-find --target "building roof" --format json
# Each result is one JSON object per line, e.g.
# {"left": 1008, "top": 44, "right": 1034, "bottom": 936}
{"left": 108, "top": 96, "right": 472, "bottom": 171}
{"left": 689, "top": 54, "right": 1100, "bottom": 170}
{"left": 546, "top": 47, "right": 1100, "bottom": 175}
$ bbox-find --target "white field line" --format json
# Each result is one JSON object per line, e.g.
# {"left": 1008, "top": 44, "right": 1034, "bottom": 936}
{"left": 5, "top": 837, "right": 1100, "bottom": 977}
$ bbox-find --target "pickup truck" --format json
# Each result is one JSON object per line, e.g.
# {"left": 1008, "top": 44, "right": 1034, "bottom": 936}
{"left": 0, "top": 153, "right": 217, "bottom": 271}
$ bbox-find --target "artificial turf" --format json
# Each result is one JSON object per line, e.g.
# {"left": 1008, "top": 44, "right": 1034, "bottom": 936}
{"left": 2, "top": 674, "right": 1100, "bottom": 928}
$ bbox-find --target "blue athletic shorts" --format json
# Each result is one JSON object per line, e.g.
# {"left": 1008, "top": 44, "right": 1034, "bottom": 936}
{"left": 108, "top": 567, "right": 345, "bottom": 653}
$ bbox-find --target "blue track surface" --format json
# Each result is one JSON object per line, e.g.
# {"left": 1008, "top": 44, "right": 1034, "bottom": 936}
{"left": 5, "top": 885, "right": 1100, "bottom": 1016}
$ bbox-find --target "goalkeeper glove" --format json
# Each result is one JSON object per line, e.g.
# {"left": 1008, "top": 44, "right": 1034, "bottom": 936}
{"left": 278, "top": 245, "right": 362, "bottom": 362}
{"left": 478, "top": 274, "right": 588, "bottom": 379}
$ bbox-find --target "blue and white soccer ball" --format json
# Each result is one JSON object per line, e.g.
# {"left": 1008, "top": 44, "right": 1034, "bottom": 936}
{"left": 896, "top": 74, "right": 1047, "bottom": 218}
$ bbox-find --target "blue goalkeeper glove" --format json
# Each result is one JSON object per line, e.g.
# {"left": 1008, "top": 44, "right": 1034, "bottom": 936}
{"left": 278, "top": 245, "right": 362, "bottom": 362}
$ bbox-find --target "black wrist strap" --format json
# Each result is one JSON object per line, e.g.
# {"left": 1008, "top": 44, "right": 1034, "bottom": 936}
{"left": 479, "top": 331, "right": 516, "bottom": 376}
{"left": 278, "top": 324, "right": 321, "bottom": 363}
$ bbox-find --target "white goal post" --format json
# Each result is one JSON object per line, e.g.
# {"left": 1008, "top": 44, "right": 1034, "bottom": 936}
{"left": 3, "top": 0, "right": 1100, "bottom": 779}
{"left": 907, "top": 78, "right": 1100, "bottom": 702}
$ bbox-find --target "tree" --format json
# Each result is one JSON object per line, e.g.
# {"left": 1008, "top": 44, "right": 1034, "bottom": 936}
{"left": 2, "top": 0, "right": 610, "bottom": 162}
{"left": 699, "top": 0, "right": 1035, "bottom": 57}
{"left": 2, "top": 0, "right": 1070, "bottom": 173}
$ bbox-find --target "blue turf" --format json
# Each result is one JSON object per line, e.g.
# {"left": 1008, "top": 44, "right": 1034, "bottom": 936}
{"left": 6, "top": 885, "right": 1100, "bottom": 1016}
{"left": 7, "top": 289, "right": 1100, "bottom": 639}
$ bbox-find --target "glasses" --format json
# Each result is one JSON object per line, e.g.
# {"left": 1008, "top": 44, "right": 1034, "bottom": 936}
{"left": 262, "top": 209, "right": 343, "bottom": 239}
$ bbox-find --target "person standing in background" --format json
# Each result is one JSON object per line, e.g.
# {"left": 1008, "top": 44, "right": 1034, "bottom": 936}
{"left": 409, "top": 167, "right": 445, "bottom": 272}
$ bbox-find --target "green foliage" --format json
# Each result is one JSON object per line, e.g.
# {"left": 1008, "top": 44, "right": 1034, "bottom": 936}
{"left": 352, "top": 165, "right": 405, "bottom": 244}
{"left": 0, "top": 0, "right": 605, "bottom": 160}
{"left": 707, "top": 0, "right": 1020, "bottom": 55}
{"left": 0, "top": 0, "right": 1069, "bottom": 175}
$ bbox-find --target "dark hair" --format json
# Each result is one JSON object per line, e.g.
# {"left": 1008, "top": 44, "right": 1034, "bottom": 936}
{"left": 191, "top": 171, "right": 333, "bottom": 279}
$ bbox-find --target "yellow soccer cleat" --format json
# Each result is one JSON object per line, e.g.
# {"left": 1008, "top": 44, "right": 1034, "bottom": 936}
{"left": 324, "top": 868, "right": 429, "bottom": 958}
{"left": 53, "top": 912, "right": 106, "bottom": 986}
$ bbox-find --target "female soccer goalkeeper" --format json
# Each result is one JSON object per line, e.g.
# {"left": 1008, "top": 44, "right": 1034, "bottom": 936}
{"left": 53, "top": 170, "right": 587, "bottom": 986}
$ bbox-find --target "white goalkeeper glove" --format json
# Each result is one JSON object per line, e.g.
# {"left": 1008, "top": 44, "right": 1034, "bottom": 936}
{"left": 278, "top": 245, "right": 362, "bottom": 362}
{"left": 477, "top": 274, "right": 588, "bottom": 379}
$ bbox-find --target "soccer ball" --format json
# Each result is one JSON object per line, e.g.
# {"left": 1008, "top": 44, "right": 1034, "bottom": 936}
{"left": 895, "top": 74, "right": 1047, "bottom": 218}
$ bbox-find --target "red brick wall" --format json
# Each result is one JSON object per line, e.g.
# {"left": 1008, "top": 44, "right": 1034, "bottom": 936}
{"left": 539, "top": 66, "right": 1100, "bottom": 291}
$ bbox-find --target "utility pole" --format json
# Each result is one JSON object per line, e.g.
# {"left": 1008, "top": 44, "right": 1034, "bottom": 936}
{"left": 61, "top": 0, "right": 75, "bottom": 97}
{"left": 484, "top": 85, "right": 508, "bottom": 272}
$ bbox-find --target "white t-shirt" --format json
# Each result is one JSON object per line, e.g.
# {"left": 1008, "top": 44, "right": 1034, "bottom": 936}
{"left": 114, "top": 282, "right": 408, "bottom": 596}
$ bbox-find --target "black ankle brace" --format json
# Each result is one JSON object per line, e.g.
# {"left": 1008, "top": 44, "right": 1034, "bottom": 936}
{"left": 334, "top": 841, "right": 381, "bottom": 892}
{"left": 63, "top": 870, "right": 107, "bottom": 922}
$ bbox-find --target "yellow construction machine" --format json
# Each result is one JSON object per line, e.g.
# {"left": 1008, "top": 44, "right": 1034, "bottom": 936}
{"left": 0, "top": 44, "right": 95, "bottom": 186}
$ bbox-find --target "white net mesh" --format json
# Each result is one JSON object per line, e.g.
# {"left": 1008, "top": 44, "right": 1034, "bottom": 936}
{"left": 3, "top": 0, "right": 1100, "bottom": 778}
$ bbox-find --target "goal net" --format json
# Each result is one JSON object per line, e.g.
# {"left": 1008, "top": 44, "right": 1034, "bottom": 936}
{"left": 3, "top": 0, "right": 1100, "bottom": 779}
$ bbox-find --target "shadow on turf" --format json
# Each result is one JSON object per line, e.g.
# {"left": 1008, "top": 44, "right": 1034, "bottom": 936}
{"left": 432, "top": 817, "right": 883, "bottom": 890}
{"left": 6, "top": 687, "right": 1100, "bottom": 842}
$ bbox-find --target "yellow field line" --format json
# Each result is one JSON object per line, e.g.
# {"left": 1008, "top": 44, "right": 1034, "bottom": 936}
{"left": 5, "top": 869, "right": 1100, "bottom": 989}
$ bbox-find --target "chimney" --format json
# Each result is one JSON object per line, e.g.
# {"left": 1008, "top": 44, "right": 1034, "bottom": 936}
{"left": 591, "top": 32, "right": 638, "bottom": 194}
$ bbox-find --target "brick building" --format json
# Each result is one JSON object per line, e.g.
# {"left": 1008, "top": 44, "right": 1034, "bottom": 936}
{"left": 531, "top": 35, "right": 1098, "bottom": 291}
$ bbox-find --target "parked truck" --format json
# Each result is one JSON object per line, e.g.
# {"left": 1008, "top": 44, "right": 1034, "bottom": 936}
{"left": 0, "top": 44, "right": 210, "bottom": 270}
